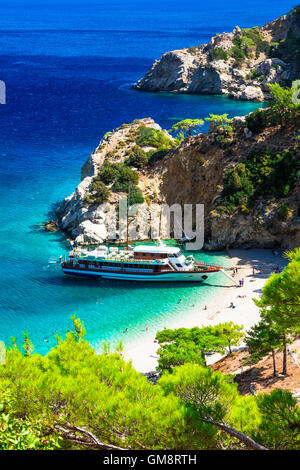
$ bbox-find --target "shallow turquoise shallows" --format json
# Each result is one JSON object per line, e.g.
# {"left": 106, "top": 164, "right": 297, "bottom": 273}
{"left": 0, "top": 0, "right": 295, "bottom": 353}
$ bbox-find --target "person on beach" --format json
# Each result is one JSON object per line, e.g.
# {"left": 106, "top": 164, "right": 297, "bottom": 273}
{"left": 228, "top": 302, "right": 236, "bottom": 309}
{"left": 204, "top": 305, "right": 207, "bottom": 310}
{"left": 145, "top": 324, "right": 148, "bottom": 331}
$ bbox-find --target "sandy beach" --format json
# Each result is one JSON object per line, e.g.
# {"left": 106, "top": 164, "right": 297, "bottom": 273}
{"left": 124, "top": 248, "right": 288, "bottom": 373}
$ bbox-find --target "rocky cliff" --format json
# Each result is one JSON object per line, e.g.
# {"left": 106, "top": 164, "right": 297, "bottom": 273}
{"left": 133, "top": 6, "right": 300, "bottom": 102}
{"left": 56, "top": 118, "right": 174, "bottom": 244}
{"left": 57, "top": 110, "right": 300, "bottom": 250}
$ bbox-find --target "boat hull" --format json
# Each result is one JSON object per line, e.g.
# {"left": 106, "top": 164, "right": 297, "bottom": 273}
{"left": 62, "top": 268, "right": 216, "bottom": 282}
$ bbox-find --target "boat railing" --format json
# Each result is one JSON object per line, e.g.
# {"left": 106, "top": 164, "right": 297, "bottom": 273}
{"left": 194, "top": 260, "right": 231, "bottom": 270}
{"left": 67, "top": 254, "right": 169, "bottom": 265}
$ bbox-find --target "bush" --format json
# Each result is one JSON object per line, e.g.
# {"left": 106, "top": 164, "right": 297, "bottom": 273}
{"left": 208, "top": 47, "right": 228, "bottom": 62}
{"left": 84, "top": 180, "right": 111, "bottom": 206}
{"left": 127, "top": 145, "right": 149, "bottom": 168}
{"left": 136, "top": 127, "right": 173, "bottom": 149}
{"left": 229, "top": 45, "right": 245, "bottom": 64}
{"left": 270, "top": 30, "right": 300, "bottom": 65}
{"left": 147, "top": 148, "right": 170, "bottom": 165}
{"left": 215, "top": 134, "right": 234, "bottom": 150}
{"left": 218, "top": 149, "right": 299, "bottom": 212}
{"left": 279, "top": 203, "right": 291, "bottom": 220}
{"left": 96, "top": 161, "right": 138, "bottom": 194}
{"left": 98, "top": 162, "right": 120, "bottom": 184}
{"left": 112, "top": 165, "right": 138, "bottom": 192}
{"left": 197, "top": 156, "right": 205, "bottom": 166}
{"left": 245, "top": 109, "right": 268, "bottom": 134}
{"left": 128, "top": 185, "right": 144, "bottom": 205}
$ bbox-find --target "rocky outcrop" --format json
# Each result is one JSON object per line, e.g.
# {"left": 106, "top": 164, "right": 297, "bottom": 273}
{"left": 44, "top": 220, "right": 58, "bottom": 232}
{"left": 57, "top": 110, "right": 300, "bottom": 250}
{"left": 81, "top": 118, "right": 163, "bottom": 180}
{"left": 133, "top": 7, "right": 300, "bottom": 101}
{"left": 56, "top": 118, "right": 173, "bottom": 244}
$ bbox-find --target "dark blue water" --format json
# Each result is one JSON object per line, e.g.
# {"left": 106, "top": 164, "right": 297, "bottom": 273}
{"left": 0, "top": 0, "right": 295, "bottom": 352}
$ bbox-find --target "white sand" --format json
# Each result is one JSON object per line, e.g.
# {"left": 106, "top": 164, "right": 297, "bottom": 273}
{"left": 123, "top": 249, "right": 288, "bottom": 373}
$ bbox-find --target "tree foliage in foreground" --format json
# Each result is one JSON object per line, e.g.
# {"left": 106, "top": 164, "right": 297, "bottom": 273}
{"left": 253, "top": 248, "right": 300, "bottom": 375}
{"left": 155, "top": 323, "right": 244, "bottom": 372}
{"left": 0, "top": 388, "right": 61, "bottom": 450}
{"left": 0, "top": 316, "right": 299, "bottom": 450}
{"left": 159, "top": 363, "right": 300, "bottom": 450}
{"left": 0, "top": 324, "right": 205, "bottom": 450}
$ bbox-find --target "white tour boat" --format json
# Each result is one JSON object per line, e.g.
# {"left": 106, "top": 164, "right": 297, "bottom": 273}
{"left": 60, "top": 241, "right": 224, "bottom": 282}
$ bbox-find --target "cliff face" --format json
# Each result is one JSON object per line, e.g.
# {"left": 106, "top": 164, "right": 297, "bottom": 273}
{"left": 57, "top": 113, "right": 300, "bottom": 250}
{"left": 56, "top": 118, "right": 173, "bottom": 244}
{"left": 143, "top": 119, "right": 300, "bottom": 250}
{"left": 133, "top": 7, "right": 300, "bottom": 101}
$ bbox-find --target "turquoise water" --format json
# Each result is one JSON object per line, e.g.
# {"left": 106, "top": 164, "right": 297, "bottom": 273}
{"left": 0, "top": 0, "right": 295, "bottom": 353}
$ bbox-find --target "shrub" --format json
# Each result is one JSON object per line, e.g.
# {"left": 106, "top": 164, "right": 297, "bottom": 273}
{"left": 197, "top": 156, "right": 206, "bottom": 166}
{"left": 112, "top": 165, "right": 138, "bottom": 192}
{"left": 128, "top": 145, "right": 149, "bottom": 168}
{"left": 98, "top": 162, "right": 120, "bottom": 184}
{"left": 128, "top": 185, "right": 144, "bottom": 205}
{"left": 245, "top": 109, "right": 268, "bottom": 134}
{"left": 218, "top": 149, "right": 299, "bottom": 213}
{"left": 147, "top": 148, "right": 170, "bottom": 165}
{"left": 96, "top": 161, "right": 138, "bottom": 193}
{"left": 84, "top": 180, "right": 111, "bottom": 206}
{"left": 279, "top": 203, "right": 291, "bottom": 220}
{"left": 229, "top": 45, "right": 245, "bottom": 64}
{"left": 208, "top": 47, "right": 228, "bottom": 62}
{"left": 215, "top": 134, "right": 234, "bottom": 150}
{"left": 136, "top": 127, "right": 173, "bottom": 149}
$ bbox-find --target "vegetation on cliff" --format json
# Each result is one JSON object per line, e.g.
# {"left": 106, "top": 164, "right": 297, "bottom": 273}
{"left": 215, "top": 83, "right": 300, "bottom": 215}
{"left": 134, "top": 6, "right": 300, "bottom": 100}
{"left": 84, "top": 123, "right": 175, "bottom": 207}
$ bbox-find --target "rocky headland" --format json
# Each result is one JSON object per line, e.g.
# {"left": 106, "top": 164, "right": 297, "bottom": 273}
{"left": 133, "top": 6, "right": 300, "bottom": 101}
{"left": 57, "top": 102, "right": 300, "bottom": 250}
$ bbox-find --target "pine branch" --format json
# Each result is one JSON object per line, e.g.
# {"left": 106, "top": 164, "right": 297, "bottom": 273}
{"left": 54, "top": 424, "right": 127, "bottom": 450}
{"left": 202, "top": 418, "right": 268, "bottom": 450}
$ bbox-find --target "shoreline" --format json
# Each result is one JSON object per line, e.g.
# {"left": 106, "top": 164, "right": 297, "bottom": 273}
{"left": 123, "top": 248, "right": 288, "bottom": 373}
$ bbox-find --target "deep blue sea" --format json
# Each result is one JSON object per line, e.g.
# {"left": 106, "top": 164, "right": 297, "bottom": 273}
{"left": 0, "top": 0, "right": 295, "bottom": 353}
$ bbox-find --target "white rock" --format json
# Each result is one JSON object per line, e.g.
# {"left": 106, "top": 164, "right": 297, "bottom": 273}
{"left": 240, "top": 86, "right": 265, "bottom": 101}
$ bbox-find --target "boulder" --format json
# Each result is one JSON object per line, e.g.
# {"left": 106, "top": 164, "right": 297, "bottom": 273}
{"left": 240, "top": 86, "right": 265, "bottom": 102}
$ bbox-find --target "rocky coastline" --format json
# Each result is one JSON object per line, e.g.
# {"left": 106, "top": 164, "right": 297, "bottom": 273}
{"left": 133, "top": 7, "right": 300, "bottom": 102}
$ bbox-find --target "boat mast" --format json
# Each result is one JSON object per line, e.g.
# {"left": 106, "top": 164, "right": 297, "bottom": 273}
{"left": 126, "top": 184, "right": 130, "bottom": 250}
